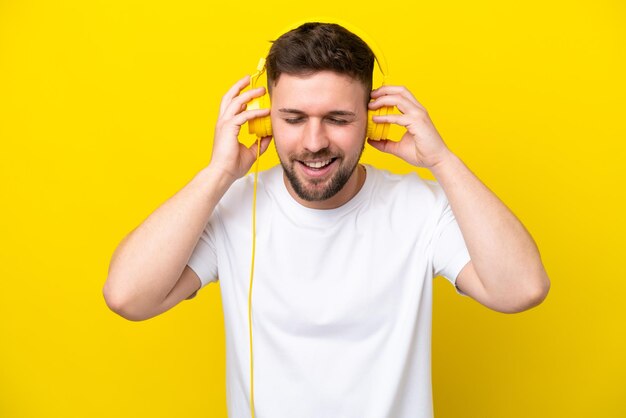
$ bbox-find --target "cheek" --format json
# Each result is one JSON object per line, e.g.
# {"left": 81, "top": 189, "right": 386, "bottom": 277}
{"left": 272, "top": 134, "right": 298, "bottom": 160}
{"left": 270, "top": 120, "right": 294, "bottom": 148}
{"left": 334, "top": 126, "right": 366, "bottom": 150}
{"left": 271, "top": 118, "right": 300, "bottom": 138}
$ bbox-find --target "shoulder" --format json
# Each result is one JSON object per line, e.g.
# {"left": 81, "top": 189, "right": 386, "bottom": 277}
{"left": 215, "top": 165, "right": 282, "bottom": 214}
{"left": 366, "top": 165, "right": 448, "bottom": 209}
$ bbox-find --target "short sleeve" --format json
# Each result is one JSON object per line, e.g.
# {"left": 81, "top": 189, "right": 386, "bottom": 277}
{"left": 431, "top": 197, "right": 471, "bottom": 297}
{"left": 186, "top": 214, "right": 219, "bottom": 293}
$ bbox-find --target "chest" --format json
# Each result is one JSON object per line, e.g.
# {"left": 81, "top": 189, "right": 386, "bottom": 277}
{"left": 233, "top": 214, "right": 432, "bottom": 340}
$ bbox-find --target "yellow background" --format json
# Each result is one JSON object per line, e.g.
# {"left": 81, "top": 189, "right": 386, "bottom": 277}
{"left": 1, "top": 0, "right": 625, "bottom": 417}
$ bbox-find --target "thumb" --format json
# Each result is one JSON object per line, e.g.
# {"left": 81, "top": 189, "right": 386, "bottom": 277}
{"left": 367, "top": 138, "right": 400, "bottom": 156}
{"left": 245, "top": 136, "right": 273, "bottom": 161}
{"left": 257, "top": 136, "right": 273, "bottom": 156}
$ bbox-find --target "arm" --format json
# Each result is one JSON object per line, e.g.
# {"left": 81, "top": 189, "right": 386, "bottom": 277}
{"left": 429, "top": 152, "right": 550, "bottom": 313}
{"left": 368, "top": 86, "right": 550, "bottom": 313}
{"left": 103, "top": 75, "right": 273, "bottom": 321}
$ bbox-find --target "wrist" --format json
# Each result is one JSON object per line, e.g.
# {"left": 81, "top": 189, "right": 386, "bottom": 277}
{"left": 196, "top": 164, "right": 238, "bottom": 194}
{"left": 429, "top": 149, "right": 460, "bottom": 178}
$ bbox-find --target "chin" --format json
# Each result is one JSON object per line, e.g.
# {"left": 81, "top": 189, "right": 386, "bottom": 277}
{"left": 283, "top": 159, "right": 357, "bottom": 202}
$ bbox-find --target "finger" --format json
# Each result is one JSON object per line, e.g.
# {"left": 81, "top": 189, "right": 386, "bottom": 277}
{"left": 371, "top": 113, "right": 412, "bottom": 128}
{"left": 230, "top": 107, "right": 271, "bottom": 127}
{"left": 223, "top": 86, "right": 267, "bottom": 119}
{"left": 371, "top": 85, "right": 417, "bottom": 103}
{"left": 371, "top": 85, "right": 424, "bottom": 110}
{"left": 369, "top": 94, "right": 426, "bottom": 117}
{"left": 219, "top": 75, "right": 251, "bottom": 117}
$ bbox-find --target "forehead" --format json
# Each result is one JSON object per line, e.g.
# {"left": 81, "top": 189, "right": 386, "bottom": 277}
{"left": 270, "top": 71, "right": 368, "bottom": 112}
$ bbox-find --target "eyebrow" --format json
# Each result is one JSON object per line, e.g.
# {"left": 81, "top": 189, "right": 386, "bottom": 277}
{"left": 278, "top": 108, "right": 356, "bottom": 117}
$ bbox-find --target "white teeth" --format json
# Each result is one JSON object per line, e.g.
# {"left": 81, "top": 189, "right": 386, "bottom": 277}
{"left": 303, "top": 159, "right": 332, "bottom": 169}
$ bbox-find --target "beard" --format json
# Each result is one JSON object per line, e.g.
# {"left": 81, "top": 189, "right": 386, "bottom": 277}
{"left": 279, "top": 141, "right": 366, "bottom": 202}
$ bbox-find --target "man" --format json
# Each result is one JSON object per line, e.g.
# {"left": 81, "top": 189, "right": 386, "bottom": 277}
{"left": 104, "top": 22, "right": 550, "bottom": 418}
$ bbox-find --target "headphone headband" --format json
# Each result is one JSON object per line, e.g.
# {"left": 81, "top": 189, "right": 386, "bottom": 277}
{"left": 252, "top": 18, "right": 390, "bottom": 87}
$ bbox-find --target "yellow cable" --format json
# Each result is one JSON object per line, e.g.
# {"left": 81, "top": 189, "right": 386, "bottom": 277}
{"left": 248, "top": 131, "right": 262, "bottom": 418}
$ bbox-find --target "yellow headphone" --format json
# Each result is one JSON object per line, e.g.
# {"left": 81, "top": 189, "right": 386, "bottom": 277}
{"left": 245, "top": 20, "right": 394, "bottom": 418}
{"left": 247, "top": 19, "right": 394, "bottom": 141}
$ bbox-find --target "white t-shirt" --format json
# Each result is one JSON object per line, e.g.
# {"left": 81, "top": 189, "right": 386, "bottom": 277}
{"left": 187, "top": 163, "right": 471, "bottom": 418}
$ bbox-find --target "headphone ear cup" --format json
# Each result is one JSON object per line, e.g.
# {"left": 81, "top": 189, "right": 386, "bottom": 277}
{"left": 367, "top": 104, "right": 393, "bottom": 140}
{"left": 248, "top": 93, "right": 273, "bottom": 138}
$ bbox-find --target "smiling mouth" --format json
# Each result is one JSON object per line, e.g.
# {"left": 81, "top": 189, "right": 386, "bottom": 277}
{"left": 300, "top": 158, "right": 336, "bottom": 169}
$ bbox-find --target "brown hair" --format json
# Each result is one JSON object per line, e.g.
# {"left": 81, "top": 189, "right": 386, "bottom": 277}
{"left": 266, "top": 22, "right": 375, "bottom": 104}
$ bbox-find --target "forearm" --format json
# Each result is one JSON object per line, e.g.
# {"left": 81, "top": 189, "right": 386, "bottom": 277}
{"left": 430, "top": 151, "right": 550, "bottom": 298}
{"left": 104, "top": 166, "right": 234, "bottom": 309}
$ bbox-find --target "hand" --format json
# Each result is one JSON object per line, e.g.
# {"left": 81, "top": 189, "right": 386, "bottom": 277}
{"left": 367, "top": 85, "right": 453, "bottom": 169}
{"left": 209, "top": 74, "right": 273, "bottom": 182}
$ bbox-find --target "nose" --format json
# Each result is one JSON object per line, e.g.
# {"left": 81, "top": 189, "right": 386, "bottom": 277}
{"left": 302, "top": 118, "right": 330, "bottom": 153}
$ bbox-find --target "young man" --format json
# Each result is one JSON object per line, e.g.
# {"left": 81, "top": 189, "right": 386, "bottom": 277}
{"left": 104, "top": 23, "right": 550, "bottom": 418}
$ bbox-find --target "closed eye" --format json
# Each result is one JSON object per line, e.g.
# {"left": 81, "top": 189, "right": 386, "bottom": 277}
{"left": 327, "top": 118, "right": 349, "bottom": 125}
{"left": 283, "top": 117, "right": 351, "bottom": 125}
